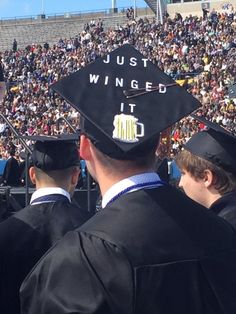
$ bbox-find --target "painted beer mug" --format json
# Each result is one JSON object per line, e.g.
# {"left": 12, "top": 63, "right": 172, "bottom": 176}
{"left": 113, "top": 113, "right": 144, "bottom": 143}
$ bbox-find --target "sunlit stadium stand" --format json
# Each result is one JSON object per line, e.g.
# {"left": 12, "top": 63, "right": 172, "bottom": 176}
{"left": 1, "top": 0, "right": 236, "bottom": 51}
{"left": 0, "top": 1, "right": 235, "bottom": 214}
{"left": 0, "top": 11, "right": 130, "bottom": 51}
{"left": 145, "top": 0, "right": 236, "bottom": 18}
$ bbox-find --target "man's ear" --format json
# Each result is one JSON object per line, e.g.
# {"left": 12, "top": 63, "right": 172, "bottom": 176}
{"left": 29, "top": 166, "right": 36, "bottom": 184}
{"left": 203, "top": 169, "right": 214, "bottom": 188}
{"left": 80, "top": 135, "right": 92, "bottom": 161}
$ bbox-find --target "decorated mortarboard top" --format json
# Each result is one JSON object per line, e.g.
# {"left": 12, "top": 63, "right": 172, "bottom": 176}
{"left": 185, "top": 114, "right": 236, "bottom": 175}
{"left": 20, "top": 134, "right": 80, "bottom": 171}
{"left": 51, "top": 44, "right": 201, "bottom": 159}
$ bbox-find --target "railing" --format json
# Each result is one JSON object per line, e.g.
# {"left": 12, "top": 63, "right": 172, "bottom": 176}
{"left": 0, "top": 114, "right": 32, "bottom": 154}
{"left": 0, "top": 6, "right": 149, "bottom": 25}
{"left": 56, "top": 116, "right": 77, "bottom": 133}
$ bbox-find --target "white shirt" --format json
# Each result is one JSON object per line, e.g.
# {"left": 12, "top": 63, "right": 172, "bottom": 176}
{"left": 30, "top": 187, "right": 71, "bottom": 205}
{"left": 102, "top": 172, "right": 163, "bottom": 208}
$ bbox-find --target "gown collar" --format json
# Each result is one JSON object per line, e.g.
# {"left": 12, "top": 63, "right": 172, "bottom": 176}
{"left": 102, "top": 172, "right": 165, "bottom": 208}
{"left": 30, "top": 187, "right": 71, "bottom": 205}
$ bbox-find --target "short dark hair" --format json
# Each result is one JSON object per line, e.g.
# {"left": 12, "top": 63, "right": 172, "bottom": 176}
{"left": 93, "top": 142, "right": 157, "bottom": 173}
{"left": 9, "top": 148, "right": 16, "bottom": 156}
{"left": 34, "top": 166, "right": 79, "bottom": 183}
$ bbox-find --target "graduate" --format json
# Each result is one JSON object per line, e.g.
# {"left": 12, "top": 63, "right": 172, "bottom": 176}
{"left": 21, "top": 44, "right": 236, "bottom": 314}
{"left": 0, "top": 134, "right": 91, "bottom": 314}
{"left": 176, "top": 114, "right": 236, "bottom": 228}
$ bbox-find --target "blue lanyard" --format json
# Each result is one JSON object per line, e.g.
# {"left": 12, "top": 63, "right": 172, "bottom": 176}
{"left": 107, "top": 180, "right": 166, "bottom": 206}
{"left": 31, "top": 194, "right": 70, "bottom": 205}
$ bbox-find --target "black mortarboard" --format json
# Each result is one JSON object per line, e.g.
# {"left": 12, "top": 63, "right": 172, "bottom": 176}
{"left": 51, "top": 44, "right": 201, "bottom": 159}
{"left": 185, "top": 114, "right": 236, "bottom": 175}
{"left": 21, "top": 134, "right": 80, "bottom": 171}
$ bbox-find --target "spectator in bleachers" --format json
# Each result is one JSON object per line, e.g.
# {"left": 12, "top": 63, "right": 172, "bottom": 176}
{"left": 12, "top": 39, "right": 17, "bottom": 52}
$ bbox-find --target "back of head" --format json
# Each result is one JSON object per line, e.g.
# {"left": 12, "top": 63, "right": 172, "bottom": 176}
{"left": 33, "top": 165, "right": 78, "bottom": 186}
{"left": 25, "top": 135, "right": 80, "bottom": 191}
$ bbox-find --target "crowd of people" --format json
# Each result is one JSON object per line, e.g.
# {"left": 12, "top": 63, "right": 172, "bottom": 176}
{"left": 0, "top": 7, "right": 236, "bottom": 314}
{"left": 0, "top": 7, "right": 235, "bottom": 167}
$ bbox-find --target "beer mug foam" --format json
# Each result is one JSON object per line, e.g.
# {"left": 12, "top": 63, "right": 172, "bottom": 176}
{"left": 113, "top": 114, "right": 144, "bottom": 143}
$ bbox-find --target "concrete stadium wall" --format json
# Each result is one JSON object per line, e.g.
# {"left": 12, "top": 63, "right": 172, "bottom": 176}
{"left": 0, "top": 13, "right": 127, "bottom": 52}
{"left": 167, "top": 0, "right": 236, "bottom": 18}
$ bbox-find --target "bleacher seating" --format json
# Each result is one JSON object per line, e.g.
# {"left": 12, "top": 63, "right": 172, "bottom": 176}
{"left": 0, "top": 13, "right": 127, "bottom": 51}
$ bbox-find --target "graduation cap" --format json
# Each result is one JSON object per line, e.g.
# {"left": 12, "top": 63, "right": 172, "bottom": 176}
{"left": 185, "top": 114, "right": 236, "bottom": 175}
{"left": 51, "top": 44, "right": 201, "bottom": 159}
{"left": 21, "top": 134, "right": 80, "bottom": 171}
{"left": 0, "top": 64, "right": 6, "bottom": 102}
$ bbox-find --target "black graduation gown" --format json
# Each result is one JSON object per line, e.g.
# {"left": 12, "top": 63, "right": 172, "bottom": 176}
{"left": 155, "top": 157, "right": 169, "bottom": 183}
{"left": 2, "top": 157, "right": 20, "bottom": 186}
{"left": 20, "top": 185, "right": 236, "bottom": 314}
{"left": 0, "top": 199, "right": 91, "bottom": 314}
{"left": 210, "top": 191, "right": 236, "bottom": 229}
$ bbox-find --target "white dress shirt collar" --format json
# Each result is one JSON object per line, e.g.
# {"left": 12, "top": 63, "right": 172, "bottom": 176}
{"left": 30, "top": 187, "right": 71, "bottom": 205}
{"left": 102, "top": 172, "right": 162, "bottom": 208}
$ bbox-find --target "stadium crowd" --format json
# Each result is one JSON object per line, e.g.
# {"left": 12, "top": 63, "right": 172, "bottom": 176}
{"left": 0, "top": 7, "right": 235, "bottom": 164}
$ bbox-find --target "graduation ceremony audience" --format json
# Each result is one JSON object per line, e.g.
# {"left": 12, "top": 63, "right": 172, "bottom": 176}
{"left": 0, "top": 5, "right": 235, "bottom": 314}
{"left": 0, "top": 7, "right": 235, "bottom": 173}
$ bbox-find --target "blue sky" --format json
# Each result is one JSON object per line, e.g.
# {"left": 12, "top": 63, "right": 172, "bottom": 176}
{"left": 0, "top": 0, "right": 147, "bottom": 18}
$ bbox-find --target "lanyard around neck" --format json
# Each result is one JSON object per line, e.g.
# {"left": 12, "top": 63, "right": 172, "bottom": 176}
{"left": 31, "top": 194, "right": 70, "bottom": 205}
{"left": 106, "top": 180, "right": 166, "bottom": 207}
